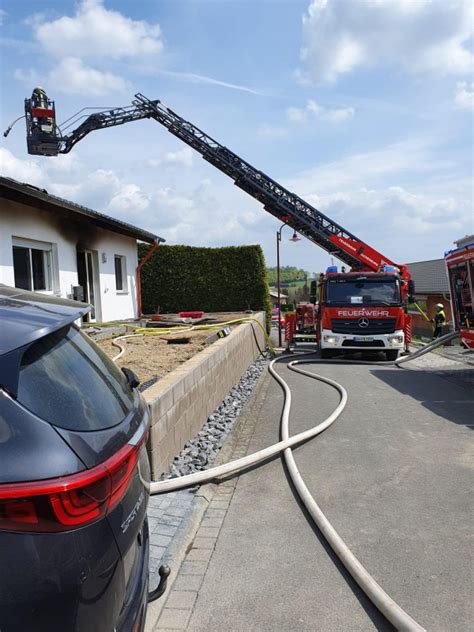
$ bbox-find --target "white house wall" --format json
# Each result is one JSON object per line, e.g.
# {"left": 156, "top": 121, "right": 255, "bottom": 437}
{"left": 1, "top": 199, "right": 139, "bottom": 321}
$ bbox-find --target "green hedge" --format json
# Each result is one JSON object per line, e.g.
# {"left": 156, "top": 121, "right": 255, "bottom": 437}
{"left": 138, "top": 244, "right": 272, "bottom": 329}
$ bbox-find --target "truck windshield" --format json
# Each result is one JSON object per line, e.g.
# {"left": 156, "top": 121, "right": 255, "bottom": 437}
{"left": 326, "top": 279, "right": 401, "bottom": 305}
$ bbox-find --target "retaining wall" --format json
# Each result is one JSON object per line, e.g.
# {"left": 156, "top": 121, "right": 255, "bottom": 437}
{"left": 144, "top": 313, "right": 266, "bottom": 479}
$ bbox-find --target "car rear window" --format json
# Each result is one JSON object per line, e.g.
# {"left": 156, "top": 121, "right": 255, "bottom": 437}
{"left": 17, "top": 325, "right": 134, "bottom": 431}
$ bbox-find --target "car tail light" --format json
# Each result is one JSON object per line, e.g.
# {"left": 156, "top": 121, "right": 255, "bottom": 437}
{"left": 0, "top": 433, "right": 147, "bottom": 533}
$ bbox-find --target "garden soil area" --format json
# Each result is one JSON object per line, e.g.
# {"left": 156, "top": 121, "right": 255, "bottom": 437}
{"left": 95, "top": 312, "right": 249, "bottom": 385}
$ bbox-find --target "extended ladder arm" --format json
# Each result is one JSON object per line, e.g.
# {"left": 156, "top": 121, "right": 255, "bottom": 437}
{"left": 37, "top": 93, "right": 407, "bottom": 277}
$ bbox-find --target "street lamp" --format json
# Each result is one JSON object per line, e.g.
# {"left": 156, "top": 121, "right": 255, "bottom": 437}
{"left": 276, "top": 223, "right": 301, "bottom": 347}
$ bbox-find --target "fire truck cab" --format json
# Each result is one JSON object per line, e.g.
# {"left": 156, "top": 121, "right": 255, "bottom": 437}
{"left": 317, "top": 266, "right": 407, "bottom": 360}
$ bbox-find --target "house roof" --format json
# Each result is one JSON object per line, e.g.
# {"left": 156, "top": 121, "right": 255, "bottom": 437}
{"left": 0, "top": 176, "right": 165, "bottom": 245}
{"left": 406, "top": 258, "right": 450, "bottom": 295}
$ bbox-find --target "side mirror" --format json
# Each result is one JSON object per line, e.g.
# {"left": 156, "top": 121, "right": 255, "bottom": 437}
{"left": 408, "top": 279, "right": 415, "bottom": 303}
{"left": 310, "top": 280, "right": 317, "bottom": 304}
{"left": 121, "top": 367, "right": 140, "bottom": 389}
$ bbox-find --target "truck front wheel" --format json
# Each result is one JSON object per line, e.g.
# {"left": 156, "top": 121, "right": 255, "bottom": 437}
{"left": 386, "top": 349, "right": 399, "bottom": 361}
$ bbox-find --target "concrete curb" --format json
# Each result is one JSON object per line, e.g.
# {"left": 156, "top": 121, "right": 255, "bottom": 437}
{"left": 145, "top": 365, "right": 272, "bottom": 631}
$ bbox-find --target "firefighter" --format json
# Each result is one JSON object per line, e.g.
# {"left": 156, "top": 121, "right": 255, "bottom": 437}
{"left": 31, "top": 87, "right": 48, "bottom": 109}
{"left": 431, "top": 303, "right": 446, "bottom": 339}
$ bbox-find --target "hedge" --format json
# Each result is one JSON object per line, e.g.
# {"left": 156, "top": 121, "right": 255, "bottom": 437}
{"left": 138, "top": 244, "right": 272, "bottom": 329}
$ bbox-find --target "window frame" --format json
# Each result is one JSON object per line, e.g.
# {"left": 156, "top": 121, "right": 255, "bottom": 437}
{"left": 12, "top": 237, "right": 54, "bottom": 293}
{"left": 114, "top": 254, "right": 128, "bottom": 294}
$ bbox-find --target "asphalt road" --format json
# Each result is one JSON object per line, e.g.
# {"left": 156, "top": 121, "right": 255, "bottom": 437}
{"left": 185, "top": 347, "right": 473, "bottom": 631}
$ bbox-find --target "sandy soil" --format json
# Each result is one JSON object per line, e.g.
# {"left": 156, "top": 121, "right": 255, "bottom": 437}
{"left": 95, "top": 313, "right": 249, "bottom": 385}
{"left": 97, "top": 331, "right": 210, "bottom": 385}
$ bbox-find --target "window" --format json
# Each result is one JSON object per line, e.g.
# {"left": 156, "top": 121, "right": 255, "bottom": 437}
{"left": 326, "top": 279, "right": 401, "bottom": 305}
{"left": 17, "top": 325, "right": 134, "bottom": 431}
{"left": 114, "top": 255, "right": 128, "bottom": 292}
{"left": 12, "top": 238, "right": 53, "bottom": 291}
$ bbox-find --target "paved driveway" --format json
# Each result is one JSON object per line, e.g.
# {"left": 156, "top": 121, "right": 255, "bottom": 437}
{"left": 153, "top": 351, "right": 473, "bottom": 631}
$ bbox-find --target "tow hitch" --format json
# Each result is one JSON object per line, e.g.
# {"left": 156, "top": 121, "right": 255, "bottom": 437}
{"left": 148, "top": 565, "right": 171, "bottom": 602}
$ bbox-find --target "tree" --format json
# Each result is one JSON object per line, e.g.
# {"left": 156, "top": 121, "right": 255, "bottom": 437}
{"left": 266, "top": 266, "right": 311, "bottom": 286}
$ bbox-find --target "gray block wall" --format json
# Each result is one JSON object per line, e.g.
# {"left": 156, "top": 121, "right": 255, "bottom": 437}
{"left": 144, "top": 314, "right": 266, "bottom": 479}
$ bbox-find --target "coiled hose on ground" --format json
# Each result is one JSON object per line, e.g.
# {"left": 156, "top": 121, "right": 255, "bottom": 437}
{"left": 146, "top": 330, "right": 458, "bottom": 630}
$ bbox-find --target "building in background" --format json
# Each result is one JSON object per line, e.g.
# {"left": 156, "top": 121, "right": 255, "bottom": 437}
{"left": 0, "top": 177, "right": 164, "bottom": 322}
{"left": 268, "top": 288, "right": 288, "bottom": 307}
{"left": 407, "top": 258, "right": 451, "bottom": 338}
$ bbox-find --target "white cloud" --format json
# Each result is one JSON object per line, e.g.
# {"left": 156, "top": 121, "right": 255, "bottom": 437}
{"left": 0, "top": 9, "right": 7, "bottom": 26}
{"left": 148, "top": 147, "right": 194, "bottom": 168}
{"left": 287, "top": 106, "right": 307, "bottom": 123}
{"left": 257, "top": 124, "right": 289, "bottom": 139}
{"left": 317, "top": 185, "right": 464, "bottom": 235}
{"left": 107, "top": 183, "right": 150, "bottom": 213}
{"left": 0, "top": 149, "right": 150, "bottom": 222}
{"left": 13, "top": 67, "right": 40, "bottom": 85}
{"left": 14, "top": 0, "right": 162, "bottom": 96}
{"left": 283, "top": 138, "right": 470, "bottom": 262}
{"left": 454, "top": 81, "right": 474, "bottom": 110}
{"left": 15, "top": 59, "right": 125, "bottom": 97}
{"left": 299, "top": 0, "right": 474, "bottom": 83}
{"left": 288, "top": 138, "right": 454, "bottom": 194}
{"left": 0, "top": 148, "right": 254, "bottom": 247}
{"left": 287, "top": 99, "right": 354, "bottom": 123}
{"left": 34, "top": 0, "right": 163, "bottom": 60}
{"left": 0, "top": 148, "right": 44, "bottom": 185}
{"left": 47, "top": 57, "right": 128, "bottom": 95}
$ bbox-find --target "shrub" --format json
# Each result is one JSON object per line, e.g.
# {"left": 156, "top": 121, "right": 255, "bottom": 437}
{"left": 138, "top": 244, "right": 272, "bottom": 329}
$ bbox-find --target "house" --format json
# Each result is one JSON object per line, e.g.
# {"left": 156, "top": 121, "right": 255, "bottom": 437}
{"left": 406, "top": 258, "right": 451, "bottom": 337}
{"left": 0, "top": 176, "right": 164, "bottom": 322}
{"left": 268, "top": 288, "right": 288, "bottom": 307}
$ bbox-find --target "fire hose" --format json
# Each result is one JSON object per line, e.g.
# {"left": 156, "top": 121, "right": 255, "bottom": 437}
{"left": 108, "top": 317, "right": 273, "bottom": 361}
{"left": 147, "top": 330, "right": 457, "bottom": 629}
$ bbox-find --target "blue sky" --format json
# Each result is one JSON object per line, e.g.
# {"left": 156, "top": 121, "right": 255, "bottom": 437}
{"left": 1, "top": 0, "right": 472, "bottom": 275}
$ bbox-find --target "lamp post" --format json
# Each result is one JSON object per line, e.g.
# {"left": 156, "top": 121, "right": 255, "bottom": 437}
{"left": 276, "top": 223, "right": 300, "bottom": 347}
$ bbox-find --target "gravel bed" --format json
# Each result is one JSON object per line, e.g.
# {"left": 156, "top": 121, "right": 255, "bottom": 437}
{"left": 162, "top": 353, "right": 270, "bottom": 479}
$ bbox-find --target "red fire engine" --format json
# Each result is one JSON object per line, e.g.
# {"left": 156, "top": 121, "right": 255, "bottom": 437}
{"left": 10, "top": 90, "right": 415, "bottom": 358}
{"left": 445, "top": 237, "right": 474, "bottom": 349}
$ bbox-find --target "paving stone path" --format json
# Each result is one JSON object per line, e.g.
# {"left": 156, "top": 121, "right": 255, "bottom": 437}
{"left": 150, "top": 373, "right": 267, "bottom": 631}
{"left": 148, "top": 490, "right": 196, "bottom": 586}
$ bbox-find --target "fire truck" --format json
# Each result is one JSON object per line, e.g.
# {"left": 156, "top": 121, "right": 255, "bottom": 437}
{"left": 445, "top": 236, "right": 474, "bottom": 349}
{"left": 317, "top": 266, "right": 412, "bottom": 360}
{"left": 11, "top": 89, "right": 415, "bottom": 358}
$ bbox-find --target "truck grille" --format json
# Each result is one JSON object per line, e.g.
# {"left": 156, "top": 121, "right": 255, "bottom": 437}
{"left": 331, "top": 318, "right": 397, "bottom": 335}
{"left": 341, "top": 340, "right": 385, "bottom": 348}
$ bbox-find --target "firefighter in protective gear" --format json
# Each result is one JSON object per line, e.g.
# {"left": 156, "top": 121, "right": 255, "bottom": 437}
{"left": 431, "top": 303, "right": 446, "bottom": 339}
{"left": 31, "top": 87, "right": 48, "bottom": 109}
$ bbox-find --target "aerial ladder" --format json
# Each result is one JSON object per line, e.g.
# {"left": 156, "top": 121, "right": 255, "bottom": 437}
{"left": 10, "top": 90, "right": 411, "bottom": 284}
{"left": 5, "top": 89, "right": 414, "bottom": 353}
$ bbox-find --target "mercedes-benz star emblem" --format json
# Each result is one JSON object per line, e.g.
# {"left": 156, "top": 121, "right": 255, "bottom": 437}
{"left": 358, "top": 317, "right": 369, "bottom": 328}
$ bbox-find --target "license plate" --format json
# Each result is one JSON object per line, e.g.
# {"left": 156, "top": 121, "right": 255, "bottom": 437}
{"left": 353, "top": 336, "right": 374, "bottom": 342}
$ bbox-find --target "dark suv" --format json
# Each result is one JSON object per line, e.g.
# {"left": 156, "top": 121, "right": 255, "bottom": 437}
{"left": 0, "top": 286, "right": 152, "bottom": 632}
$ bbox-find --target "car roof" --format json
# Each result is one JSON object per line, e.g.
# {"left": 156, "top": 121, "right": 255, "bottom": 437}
{"left": 0, "top": 285, "right": 90, "bottom": 357}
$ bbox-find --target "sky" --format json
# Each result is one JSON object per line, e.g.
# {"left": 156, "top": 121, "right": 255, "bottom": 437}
{"left": 0, "top": 0, "right": 473, "bottom": 275}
